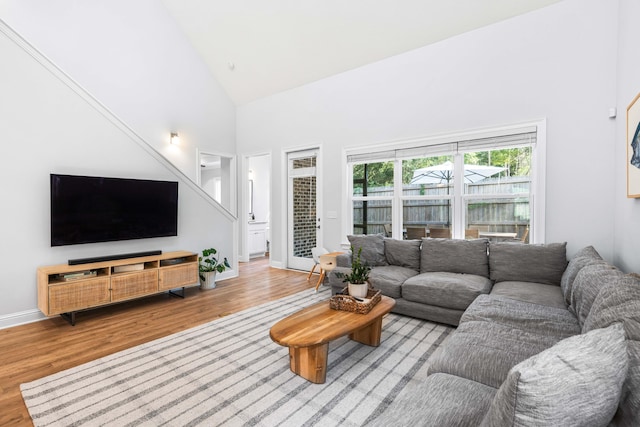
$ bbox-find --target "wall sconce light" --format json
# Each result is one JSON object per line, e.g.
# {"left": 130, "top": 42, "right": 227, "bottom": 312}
{"left": 170, "top": 132, "right": 180, "bottom": 145}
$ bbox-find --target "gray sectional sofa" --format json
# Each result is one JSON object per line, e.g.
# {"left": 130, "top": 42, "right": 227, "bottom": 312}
{"left": 328, "top": 235, "right": 639, "bottom": 426}
{"left": 328, "top": 234, "right": 568, "bottom": 326}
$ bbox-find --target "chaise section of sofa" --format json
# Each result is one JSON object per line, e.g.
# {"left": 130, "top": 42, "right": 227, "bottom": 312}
{"left": 422, "top": 245, "right": 639, "bottom": 426}
{"left": 428, "top": 242, "right": 573, "bottom": 386}
{"left": 369, "top": 372, "right": 497, "bottom": 427}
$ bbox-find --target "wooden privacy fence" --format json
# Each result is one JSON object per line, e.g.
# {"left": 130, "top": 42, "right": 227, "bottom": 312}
{"left": 353, "top": 177, "right": 530, "bottom": 235}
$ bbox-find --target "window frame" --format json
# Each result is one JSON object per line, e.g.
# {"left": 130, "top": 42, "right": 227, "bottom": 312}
{"left": 342, "top": 121, "right": 546, "bottom": 244}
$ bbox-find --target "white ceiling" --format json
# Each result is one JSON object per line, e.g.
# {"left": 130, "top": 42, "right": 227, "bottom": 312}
{"left": 161, "top": 0, "right": 562, "bottom": 106}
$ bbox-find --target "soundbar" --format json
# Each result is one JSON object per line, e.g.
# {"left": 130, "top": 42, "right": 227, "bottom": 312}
{"left": 68, "top": 250, "right": 162, "bottom": 265}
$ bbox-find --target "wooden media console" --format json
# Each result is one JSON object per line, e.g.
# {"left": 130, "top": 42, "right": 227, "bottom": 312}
{"left": 37, "top": 251, "right": 198, "bottom": 325}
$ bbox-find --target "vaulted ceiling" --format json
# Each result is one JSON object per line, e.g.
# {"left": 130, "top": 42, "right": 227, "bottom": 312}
{"left": 161, "top": 0, "right": 563, "bottom": 106}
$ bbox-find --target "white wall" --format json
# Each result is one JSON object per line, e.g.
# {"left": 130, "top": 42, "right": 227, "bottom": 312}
{"left": 237, "top": 0, "right": 619, "bottom": 267}
{"left": 614, "top": 0, "right": 640, "bottom": 272}
{"left": 0, "top": 0, "right": 236, "bottom": 181}
{"left": 201, "top": 168, "right": 221, "bottom": 200}
{"left": 0, "top": 15, "right": 236, "bottom": 327}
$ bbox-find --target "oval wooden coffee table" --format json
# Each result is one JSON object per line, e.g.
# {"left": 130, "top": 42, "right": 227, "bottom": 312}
{"left": 270, "top": 295, "right": 396, "bottom": 384}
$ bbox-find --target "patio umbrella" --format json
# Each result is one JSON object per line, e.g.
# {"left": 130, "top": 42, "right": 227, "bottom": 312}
{"left": 410, "top": 161, "right": 506, "bottom": 185}
{"left": 409, "top": 160, "right": 506, "bottom": 228}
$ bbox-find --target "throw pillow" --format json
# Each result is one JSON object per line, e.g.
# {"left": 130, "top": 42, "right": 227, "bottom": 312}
{"left": 481, "top": 323, "right": 628, "bottom": 427}
{"left": 489, "top": 242, "right": 567, "bottom": 286}
{"left": 347, "top": 234, "right": 387, "bottom": 267}
{"left": 560, "top": 246, "right": 603, "bottom": 305}
{"left": 384, "top": 238, "right": 421, "bottom": 271}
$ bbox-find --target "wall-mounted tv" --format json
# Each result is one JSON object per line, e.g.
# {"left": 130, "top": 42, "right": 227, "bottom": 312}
{"left": 50, "top": 174, "right": 178, "bottom": 247}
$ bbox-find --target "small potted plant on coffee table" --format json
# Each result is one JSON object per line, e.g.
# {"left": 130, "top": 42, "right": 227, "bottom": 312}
{"left": 339, "top": 246, "right": 371, "bottom": 298}
{"left": 199, "top": 248, "right": 230, "bottom": 290}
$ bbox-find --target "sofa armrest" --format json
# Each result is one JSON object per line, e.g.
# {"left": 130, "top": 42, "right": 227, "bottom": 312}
{"left": 328, "top": 266, "right": 351, "bottom": 294}
{"left": 336, "top": 252, "right": 352, "bottom": 268}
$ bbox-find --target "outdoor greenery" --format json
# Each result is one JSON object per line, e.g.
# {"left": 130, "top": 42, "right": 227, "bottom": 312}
{"left": 352, "top": 147, "right": 531, "bottom": 189}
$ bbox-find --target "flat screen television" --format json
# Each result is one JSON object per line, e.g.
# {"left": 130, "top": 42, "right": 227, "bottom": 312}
{"left": 50, "top": 174, "right": 178, "bottom": 247}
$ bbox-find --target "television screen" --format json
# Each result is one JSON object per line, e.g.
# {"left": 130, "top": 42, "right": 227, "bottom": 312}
{"left": 50, "top": 174, "right": 178, "bottom": 246}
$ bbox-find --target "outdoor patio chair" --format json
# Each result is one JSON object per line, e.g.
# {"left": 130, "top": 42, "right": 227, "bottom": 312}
{"left": 514, "top": 227, "right": 529, "bottom": 243}
{"left": 429, "top": 228, "right": 451, "bottom": 239}
{"left": 465, "top": 229, "right": 480, "bottom": 239}
{"left": 406, "top": 227, "right": 427, "bottom": 240}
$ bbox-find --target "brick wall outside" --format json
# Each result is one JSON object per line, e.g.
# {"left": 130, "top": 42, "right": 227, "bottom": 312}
{"left": 292, "top": 157, "right": 316, "bottom": 169}
{"left": 293, "top": 175, "right": 316, "bottom": 258}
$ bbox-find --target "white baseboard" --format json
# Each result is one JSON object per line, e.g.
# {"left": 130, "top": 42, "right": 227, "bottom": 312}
{"left": 269, "top": 260, "right": 285, "bottom": 269}
{"left": 0, "top": 309, "right": 46, "bottom": 330}
{"left": 215, "top": 269, "right": 238, "bottom": 281}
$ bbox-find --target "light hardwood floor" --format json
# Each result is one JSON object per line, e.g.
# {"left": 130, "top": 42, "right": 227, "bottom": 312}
{"left": 0, "top": 258, "right": 317, "bottom": 426}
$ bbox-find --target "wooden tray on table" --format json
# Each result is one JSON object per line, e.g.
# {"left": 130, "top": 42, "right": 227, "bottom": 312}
{"left": 329, "top": 287, "right": 381, "bottom": 314}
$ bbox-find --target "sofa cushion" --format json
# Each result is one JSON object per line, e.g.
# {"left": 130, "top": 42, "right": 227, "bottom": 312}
{"left": 347, "top": 234, "right": 387, "bottom": 266}
{"left": 369, "top": 373, "right": 496, "bottom": 427}
{"left": 428, "top": 320, "right": 562, "bottom": 388}
{"left": 489, "top": 242, "right": 567, "bottom": 286}
{"left": 393, "top": 299, "right": 465, "bottom": 326}
{"left": 367, "top": 265, "right": 418, "bottom": 299}
{"left": 403, "top": 272, "right": 493, "bottom": 311}
{"left": 489, "top": 281, "right": 566, "bottom": 310}
{"left": 461, "top": 294, "right": 580, "bottom": 339}
{"left": 420, "top": 238, "right": 489, "bottom": 277}
{"left": 570, "top": 262, "right": 623, "bottom": 327}
{"left": 328, "top": 266, "right": 351, "bottom": 290}
{"left": 560, "top": 245, "right": 603, "bottom": 305}
{"left": 584, "top": 274, "right": 640, "bottom": 338}
{"left": 481, "top": 323, "right": 628, "bottom": 427}
{"left": 384, "top": 238, "right": 420, "bottom": 271}
{"left": 335, "top": 252, "right": 352, "bottom": 268}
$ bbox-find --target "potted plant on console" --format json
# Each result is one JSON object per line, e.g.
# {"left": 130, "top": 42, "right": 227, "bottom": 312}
{"left": 199, "top": 248, "right": 230, "bottom": 290}
{"left": 340, "top": 246, "right": 371, "bottom": 298}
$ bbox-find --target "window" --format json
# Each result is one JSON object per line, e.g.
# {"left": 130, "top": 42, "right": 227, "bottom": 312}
{"left": 352, "top": 161, "right": 394, "bottom": 235}
{"left": 346, "top": 125, "right": 541, "bottom": 243}
{"left": 462, "top": 146, "right": 532, "bottom": 242}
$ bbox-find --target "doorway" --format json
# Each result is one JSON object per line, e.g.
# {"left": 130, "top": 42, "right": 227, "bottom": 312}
{"left": 247, "top": 154, "right": 271, "bottom": 260}
{"left": 197, "top": 151, "right": 236, "bottom": 216}
{"left": 287, "top": 148, "right": 321, "bottom": 271}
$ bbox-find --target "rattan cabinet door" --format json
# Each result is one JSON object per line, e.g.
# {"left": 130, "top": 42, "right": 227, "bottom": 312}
{"left": 158, "top": 263, "right": 198, "bottom": 290}
{"left": 111, "top": 270, "right": 159, "bottom": 302}
{"left": 48, "top": 278, "right": 111, "bottom": 315}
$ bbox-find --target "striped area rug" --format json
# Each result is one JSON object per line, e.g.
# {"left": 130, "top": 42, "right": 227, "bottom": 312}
{"left": 21, "top": 289, "right": 452, "bottom": 426}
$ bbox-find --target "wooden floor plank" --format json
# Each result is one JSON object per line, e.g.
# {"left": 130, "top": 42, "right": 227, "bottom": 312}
{"left": 0, "top": 258, "right": 317, "bottom": 426}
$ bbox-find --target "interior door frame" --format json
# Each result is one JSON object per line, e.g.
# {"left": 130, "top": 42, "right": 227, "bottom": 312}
{"left": 240, "top": 151, "right": 271, "bottom": 263}
{"left": 195, "top": 148, "right": 237, "bottom": 217}
{"left": 284, "top": 146, "right": 323, "bottom": 271}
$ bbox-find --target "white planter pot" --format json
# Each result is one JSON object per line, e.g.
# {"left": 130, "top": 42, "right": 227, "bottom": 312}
{"left": 200, "top": 271, "right": 217, "bottom": 290}
{"left": 348, "top": 282, "right": 369, "bottom": 298}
